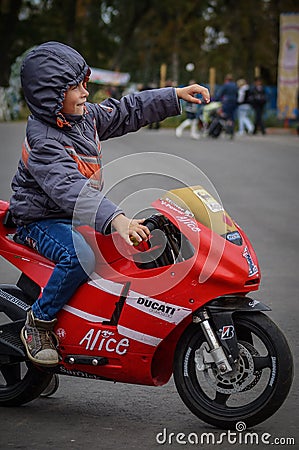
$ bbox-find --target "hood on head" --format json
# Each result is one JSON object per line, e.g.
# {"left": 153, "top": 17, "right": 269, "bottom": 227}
{"left": 21, "top": 41, "right": 90, "bottom": 126}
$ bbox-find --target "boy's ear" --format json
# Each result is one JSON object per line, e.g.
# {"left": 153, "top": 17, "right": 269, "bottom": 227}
{"left": 84, "top": 67, "right": 91, "bottom": 84}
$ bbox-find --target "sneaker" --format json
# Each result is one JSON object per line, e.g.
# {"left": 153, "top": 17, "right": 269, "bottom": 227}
{"left": 21, "top": 310, "right": 59, "bottom": 366}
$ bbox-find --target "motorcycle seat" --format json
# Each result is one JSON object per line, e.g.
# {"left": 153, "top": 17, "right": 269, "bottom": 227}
{"left": 2, "top": 210, "right": 32, "bottom": 248}
{"left": 3, "top": 209, "right": 16, "bottom": 228}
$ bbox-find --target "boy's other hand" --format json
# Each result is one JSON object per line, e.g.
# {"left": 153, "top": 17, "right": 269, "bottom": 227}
{"left": 112, "top": 214, "right": 150, "bottom": 246}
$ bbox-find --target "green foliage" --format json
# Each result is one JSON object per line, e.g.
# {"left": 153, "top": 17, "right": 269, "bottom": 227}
{"left": 0, "top": 0, "right": 299, "bottom": 88}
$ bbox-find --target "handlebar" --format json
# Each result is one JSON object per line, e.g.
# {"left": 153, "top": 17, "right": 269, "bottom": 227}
{"left": 143, "top": 214, "right": 165, "bottom": 232}
{"left": 130, "top": 214, "right": 165, "bottom": 247}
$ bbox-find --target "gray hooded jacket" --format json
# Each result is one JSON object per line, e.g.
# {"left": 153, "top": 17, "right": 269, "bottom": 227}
{"left": 10, "top": 41, "right": 181, "bottom": 233}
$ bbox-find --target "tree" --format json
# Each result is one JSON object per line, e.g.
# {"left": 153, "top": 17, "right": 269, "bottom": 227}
{"left": 1, "top": 0, "right": 298, "bottom": 89}
{"left": 0, "top": 0, "right": 22, "bottom": 86}
{"left": 200, "top": 0, "right": 299, "bottom": 84}
{"left": 103, "top": 0, "right": 210, "bottom": 84}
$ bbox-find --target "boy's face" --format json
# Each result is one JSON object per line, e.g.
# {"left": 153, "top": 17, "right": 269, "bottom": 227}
{"left": 61, "top": 81, "right": 89, "bottom": 115}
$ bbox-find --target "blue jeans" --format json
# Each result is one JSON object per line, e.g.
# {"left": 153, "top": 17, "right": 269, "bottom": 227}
{"left": 222, "top": 102, "right": 237, "bottom": 122}
{"left": 237, "top": 104, "right": 254, "bottom": 134}
{"left": 17, "top": 219, "right": 95, "bottom": 321}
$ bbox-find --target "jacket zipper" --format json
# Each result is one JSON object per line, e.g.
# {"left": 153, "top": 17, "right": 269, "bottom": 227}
{"left": 73, "top": 123, "right": 99, "bottom": 153}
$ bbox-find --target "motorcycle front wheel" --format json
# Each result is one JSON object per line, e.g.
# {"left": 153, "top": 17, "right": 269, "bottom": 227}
{"left": 173, "top": 312, "right": 293, "bottom": 429}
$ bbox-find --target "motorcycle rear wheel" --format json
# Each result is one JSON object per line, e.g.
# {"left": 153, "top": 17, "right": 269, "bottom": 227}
{"left": 0, "top": 285, "right": 53, "bottom": 406}
{"left": 0, "top": 361, "right": 53, "bottom": 406}
{"left": 173, "top": 312, "right": 293, "bottom": 429}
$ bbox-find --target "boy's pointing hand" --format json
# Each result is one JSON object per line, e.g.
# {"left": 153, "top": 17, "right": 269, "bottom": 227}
{"left": 176, "top": 84, "right": 210, "bottom": 104}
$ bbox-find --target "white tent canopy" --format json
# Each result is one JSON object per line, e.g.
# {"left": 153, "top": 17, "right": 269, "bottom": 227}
{"left": 89, "top": 67, "right": 130, "bottom": 86}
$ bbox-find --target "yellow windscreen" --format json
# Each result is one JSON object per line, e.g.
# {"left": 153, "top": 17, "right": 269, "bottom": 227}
{"left": 162, "top": 186, "right": 237, "bottom": 236}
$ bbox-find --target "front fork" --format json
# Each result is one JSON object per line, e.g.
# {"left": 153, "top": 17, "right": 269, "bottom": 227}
{"left": 193, "top": 308, "right": 234, "bottom": 374}
{"left": 192, "top": 296, "right": 271, "bottom": 375}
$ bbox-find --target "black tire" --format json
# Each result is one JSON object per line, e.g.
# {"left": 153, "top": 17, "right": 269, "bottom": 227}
{"left": 0, "top": 285, "right": 53, "bottom": 406}
{"left": 174, "top": 312, "right": 293, "bottom": 429}
{"left": 208, "top": 118, "right": 222, "bottom": 138}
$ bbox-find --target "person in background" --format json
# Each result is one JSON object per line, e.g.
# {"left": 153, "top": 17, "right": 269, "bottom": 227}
{"left": 214, "top": 74, "right": 238, "bottom": 137}
{"left": 236, "top": 78, "right": 254, "bottom": 135}
{"left": 175, "top": 80, "right": 201, "bottom": 140}
{"left": 250, "top": 77, "right": 267, "bottom": 135}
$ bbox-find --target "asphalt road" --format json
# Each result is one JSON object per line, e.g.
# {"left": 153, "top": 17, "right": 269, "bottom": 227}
{"left": 0, "top": 122, "right": 298, "bottom": 450}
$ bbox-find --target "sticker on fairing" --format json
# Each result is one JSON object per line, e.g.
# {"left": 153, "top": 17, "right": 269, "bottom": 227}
{"left": 243, "top": 247, "right": 258, "bottom": 277}
{"left": 193, "top": 188, "right": 224, "bottom": 213}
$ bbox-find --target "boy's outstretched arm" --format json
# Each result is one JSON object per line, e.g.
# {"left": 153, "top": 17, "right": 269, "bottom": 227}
{"left": 176, "top": 84, "right": 210, "bottom": 105}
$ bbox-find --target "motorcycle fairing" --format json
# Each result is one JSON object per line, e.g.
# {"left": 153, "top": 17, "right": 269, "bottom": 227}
{"left": 0, "top": 188, "right": 261, "bottom": 386}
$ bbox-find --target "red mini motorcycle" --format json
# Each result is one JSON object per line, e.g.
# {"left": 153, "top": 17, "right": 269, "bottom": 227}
{"left": 0, "top": 185, "right": 293, "bottom": 429}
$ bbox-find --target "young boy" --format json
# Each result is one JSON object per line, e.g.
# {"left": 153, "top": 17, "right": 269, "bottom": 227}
{"left": 9, "top": 41, "right": 210, "bottom": 366}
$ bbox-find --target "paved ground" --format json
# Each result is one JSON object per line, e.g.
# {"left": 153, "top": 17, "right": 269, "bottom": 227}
{"left": 0, "top": 122, "right": 298, "bottom": 449}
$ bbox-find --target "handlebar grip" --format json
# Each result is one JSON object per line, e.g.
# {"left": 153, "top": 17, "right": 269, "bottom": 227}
{"left": 143, "top": 214, "right": 164, "bottom": 232}
{"left": 129, "top": 215, "right": 165, "bottom": 247}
